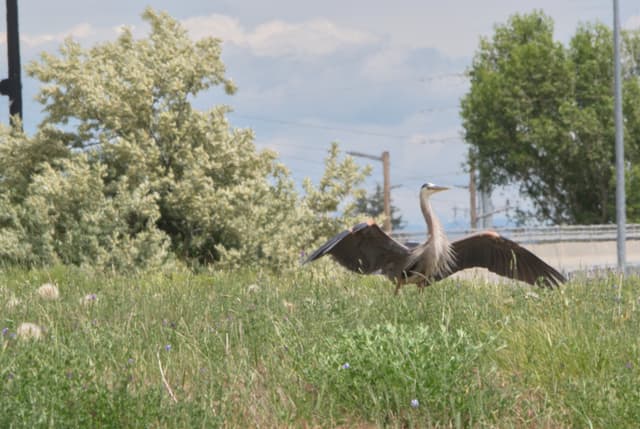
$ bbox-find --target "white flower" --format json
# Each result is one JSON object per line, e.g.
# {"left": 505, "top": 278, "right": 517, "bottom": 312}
{"left": 525, "top": 291, "right": 540, "bottom": 300}
{"left": 17, "top": 322, "right": 43, "bottom": 340}
{"left": 37, "top": 283, "right": 59, "bottom": 300}
{"left": 6, "top": 296, "right": 20, "bottom": 309}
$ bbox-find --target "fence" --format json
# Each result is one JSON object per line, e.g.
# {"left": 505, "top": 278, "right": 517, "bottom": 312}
{"left": 393, "top": 224, "right": 640, "bottom": 245}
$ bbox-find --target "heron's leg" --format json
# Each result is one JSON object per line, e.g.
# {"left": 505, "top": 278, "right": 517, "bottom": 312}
{"left": 416, "top": 278, "right": 431, "bottom": 293}
{"left": 394, "top": 279, "right": 404, "bottom": 295}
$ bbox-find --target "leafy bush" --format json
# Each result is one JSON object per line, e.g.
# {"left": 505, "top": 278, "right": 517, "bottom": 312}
{"left": 0, "top": 153, "right": 170, "bottom": 270}
{"left": 0, "top": 9, "right": 369, "bottom": 270}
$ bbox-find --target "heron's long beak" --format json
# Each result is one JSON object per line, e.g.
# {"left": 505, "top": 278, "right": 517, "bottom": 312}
{"left": 430, "top": 185, "right": 449, "bottom": 192}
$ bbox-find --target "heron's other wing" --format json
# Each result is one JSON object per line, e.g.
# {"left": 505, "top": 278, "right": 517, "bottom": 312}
{"left": 442, "top": 231, "right": 566, "bottom": 288}
{"left": 303, "top": 221, "right": 410, "bottom": 274}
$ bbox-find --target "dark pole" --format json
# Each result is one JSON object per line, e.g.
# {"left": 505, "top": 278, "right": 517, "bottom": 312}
{"left": 0, "top": 0, "right": 22, "bottom": 124}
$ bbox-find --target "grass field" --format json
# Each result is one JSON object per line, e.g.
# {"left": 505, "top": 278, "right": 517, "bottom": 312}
{"left": 1, "top": 264, "right": 639, "bottom": 428}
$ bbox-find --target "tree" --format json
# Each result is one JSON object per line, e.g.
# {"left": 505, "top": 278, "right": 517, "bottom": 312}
{"left": 354, "top": 183, "right": 406, "bottom": 230}
{"left": 461, "top": 11, "right": 640, "bottom": 225}
{"left": 0, "top": 8, "right": 369, "bottom": 270}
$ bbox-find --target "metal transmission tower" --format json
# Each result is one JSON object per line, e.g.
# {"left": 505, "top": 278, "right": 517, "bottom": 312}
{"left": 0, "top": 0, "right": 22, "bottom": 124}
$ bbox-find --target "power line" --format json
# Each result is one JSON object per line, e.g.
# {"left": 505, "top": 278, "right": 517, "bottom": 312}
{"left": 234, "top": 113, "right": 412, "bottom": 139}
{"left": 233, "top": 113, "right": 463, "bottom": 143}
{"left": 417, "top": 73, "right": 467, "bottom": 83}
{"left": 395, "top": 171, "right": 466, "bottom": 182}
{"left": 418, "top": 106, "right": 459, "bottom": 114}
{"left": 254, "top": 140, "right": 330, "bottom": 153}
{"left": 280, "top": 155, "right": 327, "bottom": 165}
{"left": 323, "top": 72, "right": 467, "bottom": 92}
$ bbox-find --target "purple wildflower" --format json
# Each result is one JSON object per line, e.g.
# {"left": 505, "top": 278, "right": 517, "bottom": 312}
{"left": 1, "top": 327, "right": 8, "bottom": 336}
{"left": 164, "top": 344, "right": 172, "bottom": 352}
{"left": 411, "top": 399, "right": 419, "bottom": 408}
{"left": 341, "top": 362, "right": 350, "bottom": 370}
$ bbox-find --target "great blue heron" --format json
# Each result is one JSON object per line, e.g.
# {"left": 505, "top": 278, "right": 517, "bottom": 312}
{"left": 304, "top": 183, "right": 566, "bottom": 293}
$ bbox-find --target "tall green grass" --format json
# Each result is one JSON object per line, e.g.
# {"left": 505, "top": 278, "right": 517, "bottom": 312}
{"left": 1, "top": 265, "right": 639, "bottom": 427}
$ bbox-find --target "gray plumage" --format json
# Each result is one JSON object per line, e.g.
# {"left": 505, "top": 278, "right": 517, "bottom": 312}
{"left": 304, "top": 183, "right": 566, "bottom": 293}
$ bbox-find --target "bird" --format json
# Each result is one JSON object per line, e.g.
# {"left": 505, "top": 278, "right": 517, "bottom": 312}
{"left": 304, "top": 182, "right": 566, "bottom": 294}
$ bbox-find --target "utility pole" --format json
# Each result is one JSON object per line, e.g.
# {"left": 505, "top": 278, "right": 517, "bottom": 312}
{"left": 479, "top": 187, "right": 493, "bottom": 229}
{"left": 469, "top": 164, "right": 478, "bottom": 230}
{"left": 0, "top": 0, "right": 22, "bottom": 124}
{"left": 613, "top": 0, "right": 626, "bottom": 274}
{"left": 347, "top": 150, "right": 392, "bottom": 233}
{"left": 381, "top": 151, "right": 391, "bottom": 232}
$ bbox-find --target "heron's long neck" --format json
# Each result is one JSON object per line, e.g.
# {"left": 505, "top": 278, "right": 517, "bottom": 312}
{"left": 420, "top": 193, "right": 454, "bottom": 274}
{"left": 420, "top": 194, "right": 440, "bottom": 238}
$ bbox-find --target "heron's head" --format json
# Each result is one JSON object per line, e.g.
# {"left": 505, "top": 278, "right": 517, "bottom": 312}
{"left": 420, "top": 182, "right": 449, "bottom": 197}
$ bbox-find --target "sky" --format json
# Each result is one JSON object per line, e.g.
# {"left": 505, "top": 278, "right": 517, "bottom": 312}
{"left": 2, "top": 0, "right": 640, "bottom": 231}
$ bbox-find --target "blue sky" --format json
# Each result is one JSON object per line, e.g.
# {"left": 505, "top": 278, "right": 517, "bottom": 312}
{"left": 2, "top": 0, "right": 639, "bottom": 231}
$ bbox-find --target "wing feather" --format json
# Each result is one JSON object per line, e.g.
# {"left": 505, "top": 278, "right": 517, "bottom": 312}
{"left": 441, "top": 231, "right": 566, "bottom": 288}
{"left": 304, "top": 222, "right": 410, "bottom": 274}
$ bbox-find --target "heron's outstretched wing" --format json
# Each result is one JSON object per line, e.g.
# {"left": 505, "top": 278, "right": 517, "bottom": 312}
{"left": 304, "top": 221, "right": 410, "bottom": 274}
{"left": 439, "top": 231, "right": 566, "bottom": 288}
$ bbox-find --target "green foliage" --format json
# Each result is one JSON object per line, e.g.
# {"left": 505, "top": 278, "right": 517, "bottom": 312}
{"left": 219, "top": 142, "right": 370, "bottom": 269}
{"left": 354, "top": 183, "right": 406, "bottom": 230}
{"left": 462, "top": 11, "right": 640, "bottom": 224}
{"left": 301, "top": 323, "right": 485, "bottom": 423}
{"left": 0, "top": 8, "right": 369, "bottom": 270}
{"left": 0, "top": 126, "right": 169, "bottom": 270}
{"left": 2, "top": 266, "right": 640, "bottom": 427}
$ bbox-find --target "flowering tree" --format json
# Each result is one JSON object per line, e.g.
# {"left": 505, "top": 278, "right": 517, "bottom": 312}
{"left": 0, "top": 8, "right": 368, "bottom": 270}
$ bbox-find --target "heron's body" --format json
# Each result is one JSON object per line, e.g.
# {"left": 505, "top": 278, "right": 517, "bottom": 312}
{"left": 304, "top": 183, "right": 566, "bottom": 293}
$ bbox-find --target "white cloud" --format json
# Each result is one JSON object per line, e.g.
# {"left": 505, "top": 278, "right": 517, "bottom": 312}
{"left": 249, "top": 19, "right": 376, "bottom": 57}
{"left": 625, "top": 15, "right": 640, "bottom": 30}
{"left": 182, "top": 14, "right": 245, "bottom": 44}
{"left": 20, "top": 23, "right": 94, "bottom": 48}
{"left": 361, "top": 46, "right": 410, "bottom": 82}
{"left": 182, "top": 14, "right": 377, "bottom": 58}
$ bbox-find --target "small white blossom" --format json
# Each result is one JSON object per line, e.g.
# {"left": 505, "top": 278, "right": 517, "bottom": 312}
{"left": 525, "top": 291, "right": 540, "bottom": 300}
{"left": 17, "top": 322, "right": 43, "bottom": 340}
{"left": 6, "top": 296, "right": 21, "bottom": 309}
{"left": 37, "top": 283, "right": 59, "bottom": 300}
